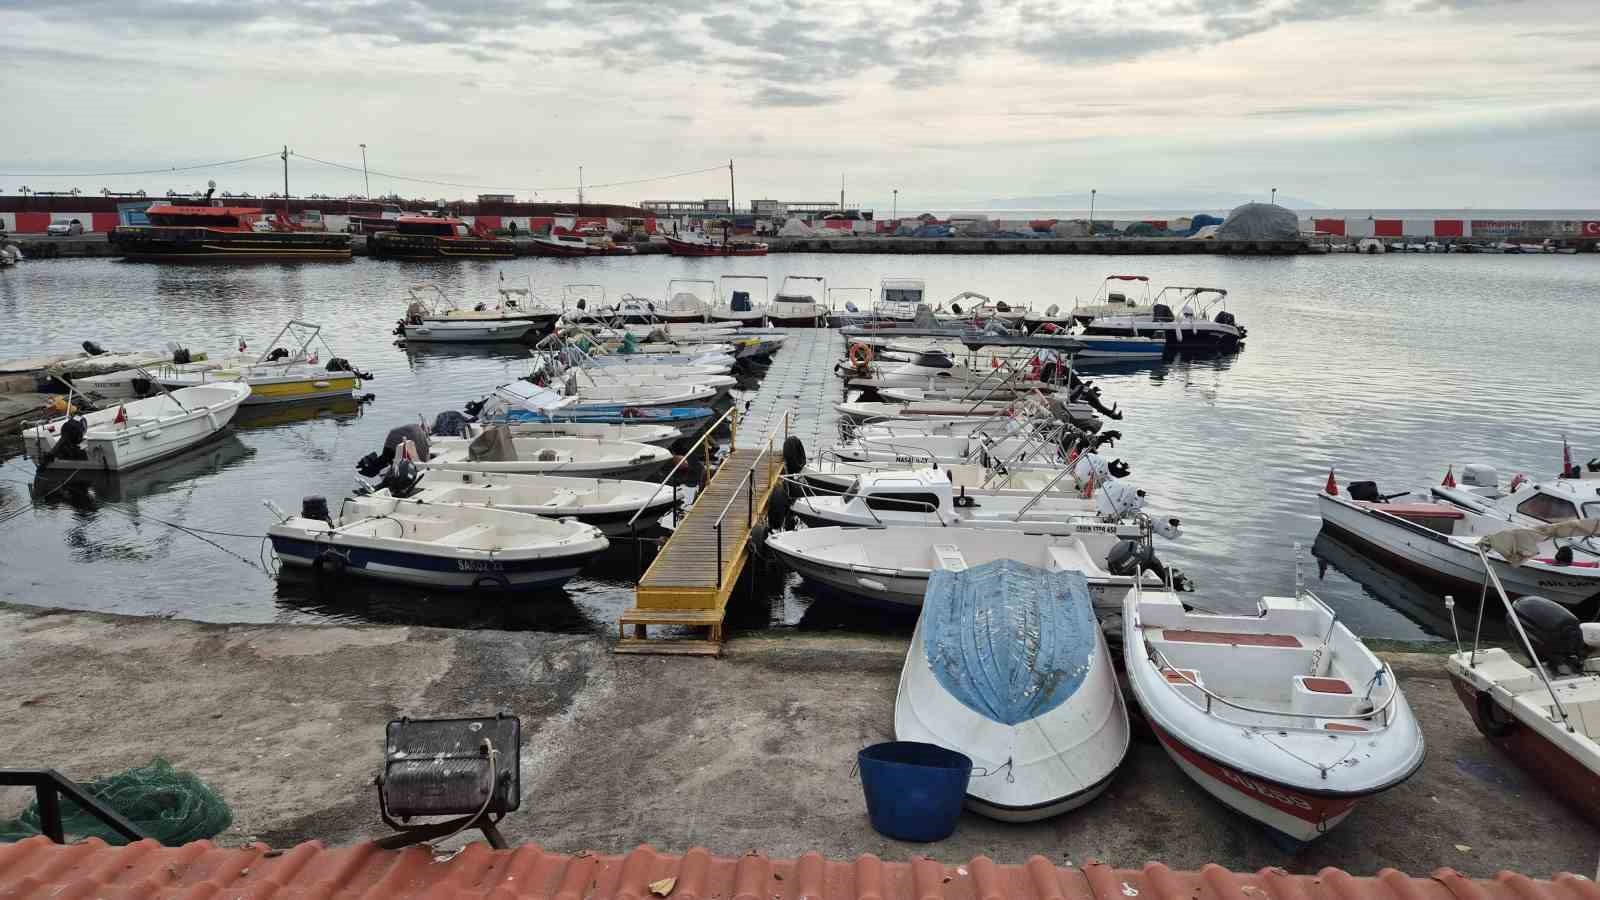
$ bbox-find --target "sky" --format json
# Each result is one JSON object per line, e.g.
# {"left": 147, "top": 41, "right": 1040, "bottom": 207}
{"left": 2, "top": 0, "right": 1597, "bottom": 210}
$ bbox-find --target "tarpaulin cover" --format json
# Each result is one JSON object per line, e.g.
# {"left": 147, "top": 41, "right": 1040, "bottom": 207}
{"left": 1214, "top": 203, "right": 1298, "bottom": 241}
{"left": 1481, "top": 518, "right": 1600, "bottom": 566}
{"left": 922, "top": 560, "right": 1096, "bottom": 726}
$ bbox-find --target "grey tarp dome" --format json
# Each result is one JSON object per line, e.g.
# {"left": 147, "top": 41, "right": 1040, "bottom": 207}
{"left": 1215, "top": 202, "right": 1299, "bottom": 241}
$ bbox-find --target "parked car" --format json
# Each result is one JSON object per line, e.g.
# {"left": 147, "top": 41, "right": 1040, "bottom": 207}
{"left": 47, "top": 218, "right": 84, "bottom": 236}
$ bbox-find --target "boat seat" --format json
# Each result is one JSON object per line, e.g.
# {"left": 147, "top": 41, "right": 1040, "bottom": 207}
{"left": 540, "top": 492, "right": 580, "bottom": 508}
{"left": 1291, "top": 674, "right": 1363, "bottom": 717}
{"left": 932, "top": 544, "right": 967, "bottom": 572}
{"left": 437, "top": 523, "right": 496, "bottom": 548}
{"left": 1320, "top": 720, "right": 1371, "bottom": 733}
{"left": 1163, "top": 630, "right": 1303, "bottom": 648}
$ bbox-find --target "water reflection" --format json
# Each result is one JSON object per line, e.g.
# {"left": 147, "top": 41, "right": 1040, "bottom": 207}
{"left": 1312, "top": 528, "right": 1496, "bottom": 641}
{"left": 273, "top": 567, "right": 603, "bottom": 632}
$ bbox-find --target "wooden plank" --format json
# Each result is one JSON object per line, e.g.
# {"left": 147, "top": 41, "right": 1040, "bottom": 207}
{"left": 614, "top": 639, "right": 723, "bottom": 657}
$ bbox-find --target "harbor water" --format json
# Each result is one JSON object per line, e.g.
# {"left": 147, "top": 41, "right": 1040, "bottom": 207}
{"left": 1, "top": 253, "right": 1597, "bottom": 639}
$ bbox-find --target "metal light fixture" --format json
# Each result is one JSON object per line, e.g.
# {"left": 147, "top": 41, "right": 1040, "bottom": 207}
{"left": 376, "top": 713, "right": 522, "bottom": 849}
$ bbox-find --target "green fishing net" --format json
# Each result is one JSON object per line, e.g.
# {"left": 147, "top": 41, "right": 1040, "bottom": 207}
{"left": 0, "top": 758, "right": 231, "bottom": 846}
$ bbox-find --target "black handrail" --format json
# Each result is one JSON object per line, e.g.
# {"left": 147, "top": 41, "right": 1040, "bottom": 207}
{"left": 0, "top": 769, "right": 146, "bottom": 844}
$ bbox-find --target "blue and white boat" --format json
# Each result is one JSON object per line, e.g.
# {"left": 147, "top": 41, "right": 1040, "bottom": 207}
{"left": 266, "top": 495, "right": 608, "bottom": 590}
{"left": 894, "top": 559, "right": 1130, "bottom": 821}
{"left": 479, "top": 381, "right": 717, "bottom": 427}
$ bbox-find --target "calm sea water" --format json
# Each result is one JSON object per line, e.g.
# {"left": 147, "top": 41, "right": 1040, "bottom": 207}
{"left": 1, "top": 253, "right": 1597, "bottom": 639}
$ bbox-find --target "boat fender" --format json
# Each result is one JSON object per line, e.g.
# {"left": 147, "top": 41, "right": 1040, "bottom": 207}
{"left": 1475, "top": 690, "right": 1518, "bottom": 738}
{"left": 312, "top": 548, "right": 347, "bottom": 576}
{"left": 782, "top": 436, "right": 807, "bottom": 475}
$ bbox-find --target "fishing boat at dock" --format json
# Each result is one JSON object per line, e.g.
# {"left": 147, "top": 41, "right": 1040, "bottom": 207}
{"left": 664, "top": 233, "right": 769, "bottom": 257}
{"left": 527, "top": 233, "right": 637, "bottom": 257}
{"left": 109, "top": 204, "right": 352, "bottom": 262}
{"left": 368, "top": 216, "right": 516, "bottom": 259}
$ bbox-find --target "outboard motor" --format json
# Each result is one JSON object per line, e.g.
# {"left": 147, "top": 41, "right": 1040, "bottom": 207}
{"left": 431, "top": 410, "right": 472, "bottom": 437}
{"left": 1151, "top": 303, "right": 1175, "bottom": 323}
{"left": 1509, "top": 596, "right": 1584, "bottom": 670}
{"left": 949, "top": 302, "right": 963, "bottom": 316}
{"left": 995, "top": 300, "right": 1010, "bottom": 313}
{"left": 1105, "top": 539, "right": 1191, "bottom": 591}
{"left": 266, "top": 347, "right": 290, "bottom": 362}
{"left": 301, "top": 496, "right": 333, "bottom": 525}
{"left": 326, "top": 357, "right": 373, "bottom": 380}
{"left": 82, "top": 340, "right": 106, "bottom": 356}
{"left": 783, "top": 435, "right": 807, "bottom": 475}
{"left": 1214, "top": 311, "right": 1236, "bottom": 327}
{"left": 41, "top": 415, "right": 90, "bottom": 467}
{"left": 380, "top": 458, "right": 423, "bottom": 498}
{"left": 171, "top": 347, "right": 191, "bottom": 364}
{"left": 463, "top": 398, "right": 486, "bottom": 418}
{"left": 1348, "top": 481, "right": 1381, "bottom": 502}
{"left": 355, "top": 424, "right": 432, "bottom": 477}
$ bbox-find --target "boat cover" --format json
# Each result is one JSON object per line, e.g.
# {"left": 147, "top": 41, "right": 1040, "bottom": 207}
{"left": 1481, "top": 518, "right": 1600, "bottom": 566}
{"left": 467, "top": 426, "right": 517, "bottom": 462}
{"left": 922, "top": 560, "right": 1096, "bottom": 726}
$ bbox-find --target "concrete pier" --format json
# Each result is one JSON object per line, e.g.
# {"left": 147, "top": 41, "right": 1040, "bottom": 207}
{"left": 766, "top": 236, "right": 1309, "bottom": 255}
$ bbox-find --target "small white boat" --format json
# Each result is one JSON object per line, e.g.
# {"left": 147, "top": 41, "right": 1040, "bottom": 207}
{"left": 588, "top": 351, "right": 736, "bottom": 371}
{"left": 395, "top": 283, "right": 549, "bottom": 342}
{"left": 831, "top": 431, "right": 1063, "bottom": 468}
{"left": 370, "top": 470, "right": 681, "bottom": 535}
{"left": 77, "top": 351, "right": 254, "bottom": 400}
{"left": 557, "top": 373, "right": 719, "bottom": 409}
{"left": 426, "top": 427, "right": 672, "bottom": 480}
{"left": 796, "top": 458, "right": 1075, "bottom": 496}
{"left": 765, "top": 524, "right": 1171, "bottom": 610}
{"left": 709, "top": 275, "right": 768, "bottom": 327}
{"left": 1123, "top": 582, "right": 1424, "bottom": 842}
{"left": 22, "top": 382, "right": 251, "bottom": 471}
{"left": 156, "top": 320, "right": 365, "bottom": 405}
{"left": 493, "top": 420, "right": 681, "bottom": 446}
{"left": 1319, "top": 475, "right": 1600, "bottom": 607}
{"left": 1431, "top": 463, "right": 1600, "bottom": 526}
{"left": 267, "top": 494, "right": 607, "bottom": 589}
{"left": 1445, "top": 548, "right": 1600, "bottom": 826}
{"left": 400, "top": 317, "right": 536, "bottom": 343}
{"left": 896, "top": 560, "right": 1128, "bottom": 820}
{"left": 837, "top": 398, "right": 1095, "bottom": 426}
{"left": 791, "top": 467, "right": 1176, "bottom": 537}
{"left": 567, "top": 365, "right": 736, "bottom": 394}
{"left": 768, "top": 275, "right": 827, "bottom": 327}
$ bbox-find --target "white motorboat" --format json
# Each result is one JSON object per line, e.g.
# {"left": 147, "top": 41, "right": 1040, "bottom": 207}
{"left": 493, "top": 420, "right": 681, "bottom": 446}
{"left": 1081, "top": 286, "right": 1245, "bottom": 352}
{"left": 618, "top": 321, "right": 742, "bottom": 340}
{"left": 369, "top": 469, "right": 681, "bottom": 535}
{"left": 569, "top": 365, "right": 736, "bottom": 394}
{"left": 796, "top": 458, "right": 1076, "bottom": 496}
{"left": 768, "top": 275, "right": 827, "bottom": 327}
{"left": 1122, "top": 581, "right": 1424, "bottom": 842}
{"left": 557, "top": 372, "right": 719, "bottom": 409}
{"left": 896, "top": 560, "right": 1129, "bottom": 821}
{"left": 931, "top": 291, "right": 1028, "bottom": 327}
{"left": 709, "top": 275, "right": 769, "bottom": 327}
{"left": 1069, "top": 274, "right": 1153, "bottom": 324}
{"left": 790, "top": 467, "right": 1177, "bottom": 538}
{"left": 765, "top": 524, "right": 1176, "bottom": 610}
{"left": 266, "top": 494, "right": 607, "bottom": 590}
{"left": 1431, "top": 463, "right": 1600, "bottom": 527}
{"left": 588, "top": 350, "right": 736, "bottom": 371}
{"left": 831, "top": 431, "right": 1066, "bottom": 468}
{"left": 156, "top": 320, "right": 366, "bottom": 405}
{"left": 399, "top": 316, "right": 536, "bottom": 343}
{"left": 1318, "top": 475, "right": 1600, "bottom": 607}
{"left": 396, "top": 282, "right": 556, "bottom": 341}
{"left": 1445, "top": 548, "right": 1600, "bottom": 826}
{"left": 22, "top": 382, "right": 251, "bottom": 471}
{"left": 841, "top": 349, "right": 1006, "bottom": 390}
{"left": 426, "top": 427, "right": 673, "bottom": 480}
{"left": 76, "top": 350, "right": 253, "bottom": 400}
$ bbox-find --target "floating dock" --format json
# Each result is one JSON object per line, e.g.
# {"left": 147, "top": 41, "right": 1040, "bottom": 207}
{"left": 617, "top": 441, "right": 783, "bottom": 657}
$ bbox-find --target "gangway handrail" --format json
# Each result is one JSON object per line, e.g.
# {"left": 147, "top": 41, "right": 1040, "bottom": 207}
{"left": 0, "top": 769, "right": 146, "bottom": 844}
{"left": 1474, "top": 542, "right": 1575, "bottom": 732}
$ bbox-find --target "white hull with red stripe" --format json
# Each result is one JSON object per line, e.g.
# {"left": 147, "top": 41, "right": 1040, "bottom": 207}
{"left": 1122, "top": 584, "right": 1424, "bottom": 842}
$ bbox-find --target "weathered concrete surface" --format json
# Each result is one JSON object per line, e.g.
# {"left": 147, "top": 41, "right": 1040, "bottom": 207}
{"left": 0, "top": 603, "right": 1592, "bottom": 877}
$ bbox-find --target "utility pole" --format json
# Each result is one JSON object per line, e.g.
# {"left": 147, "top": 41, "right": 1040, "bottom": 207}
{"left": 1270, "top": 187, "right": 1278, "bottom": 205}
{"left": 578, "top": 166, "right": 585, "bottom": 206}
{"left": 727, "top": 159, "right": 735, "bottom": 244}
{"left": 282, "top": 146, "right": 290, "bottom": 220}
{"left": 1089, "top": 188, "right": 1096, "bottom": 234}
{"left": 840, "top": 174, "right": 845, "bottom": 212}
{"left": 360, "top": 144, "right": 370, "bottom": 198}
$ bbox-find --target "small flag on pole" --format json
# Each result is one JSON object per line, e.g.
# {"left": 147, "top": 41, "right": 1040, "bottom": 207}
{"left": 1325, "top": 468, "right": 1338, "bottom": 495}
{"left": 238, "top": 338, "right": 247, "bottom": 352}
{"left": 1442, "top": 465, "right": 1456, "bottom": 488}
{"left": 113, "top": 405, "right": 127, "bottom": 426}
{"left": 1564, "top": 435, "right": 1574, "bottom": 476}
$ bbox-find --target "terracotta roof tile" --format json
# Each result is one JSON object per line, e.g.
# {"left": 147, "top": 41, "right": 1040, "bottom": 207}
{"left": 0, "top": 837, "right": 1594, "bottom": 900}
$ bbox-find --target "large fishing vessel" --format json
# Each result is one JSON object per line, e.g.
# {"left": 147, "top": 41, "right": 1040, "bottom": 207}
{"left": 367, "top": 215, "right": 516, "bottom": 259}
{"left": 108, "top": 205, "right": 352, "bottom": 262}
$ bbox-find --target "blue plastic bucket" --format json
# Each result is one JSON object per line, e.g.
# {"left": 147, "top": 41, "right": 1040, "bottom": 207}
{"left": 856, "top": 741, "right": 972, "bottom": 842}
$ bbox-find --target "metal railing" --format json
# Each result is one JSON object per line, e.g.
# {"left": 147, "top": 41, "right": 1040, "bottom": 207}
{"left": 711, "top": 439, "right": 781, "bottom": 588}
{"left": 1471, "top": 542, "right": 1574, "bottom": 731}
{"left": 630, "top": 405, "right": 738, "bottom": 580}
{"left": 0, "top": 769, "right": 146, "bottom": 844}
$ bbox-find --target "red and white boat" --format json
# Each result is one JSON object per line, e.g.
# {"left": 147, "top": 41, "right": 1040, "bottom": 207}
{"left": 664, "top": 233, "right": 769, "bottom": 257}
{"left": 527, "top": 233, "right": 637, "bottom": 258}
{"left": 368, "top": 216, "right": 515, "bottom": 259}
{"left": 1445, "top": 531, "right": 1600, "bottom": 826}
{"left": 1122, "top": 581, "right": 1424, "bottom": 842}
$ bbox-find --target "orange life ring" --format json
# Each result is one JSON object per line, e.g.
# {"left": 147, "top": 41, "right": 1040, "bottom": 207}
{"left": 848, "top": 342, "right": 875, "bottom": 367}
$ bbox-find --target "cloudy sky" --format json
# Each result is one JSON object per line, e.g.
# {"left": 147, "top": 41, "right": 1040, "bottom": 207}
{"left": 2, "top": 0, "right": 1596, "bottom": 209}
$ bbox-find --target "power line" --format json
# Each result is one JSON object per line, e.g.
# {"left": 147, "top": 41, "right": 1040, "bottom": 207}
{"left": 0, "top": 151, "right": 282, "bottom": 179}
{"left": 289, "top": 150, "right": 728, "bottom": 194}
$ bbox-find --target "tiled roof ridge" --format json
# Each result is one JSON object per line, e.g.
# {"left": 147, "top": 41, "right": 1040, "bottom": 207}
{"left": 0, "top": 836, "right": 1595, "bottom": 899}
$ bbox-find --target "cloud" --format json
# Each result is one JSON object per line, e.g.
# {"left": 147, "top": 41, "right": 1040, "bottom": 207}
{"left": 752, "top": 86, "right": 841, "bottom": 108}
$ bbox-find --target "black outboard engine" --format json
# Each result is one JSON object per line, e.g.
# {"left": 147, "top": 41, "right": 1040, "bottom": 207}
{"left": 431, "top": 410, "right": 472, "bottom": 437}
{"left": 1348, "top": 481, "right": 1381, "bottom": 502}
{"left": 1214, "top": 311, "right": 1237, "bottom": 327}
{"left": 82, "top": 340, "right": 106, "bottom": 356}
{"left": 1151, "top": 303, "right": 1175, "bottom": 323}
{"left": 1106, "top": 539, "right": 1192, "bottom": 591}
{"left": 171, "top": 347, "right": 191, "bottom": 364}
{"left": 266, "top": 347, "right": 290, "bottom": 362}
{"left": 42, "top": 415, "right": 90, "bottom": 466}
{"left": 1509, "top": 596, "right": 1585, "bottom": 670}
{"left": 301, "top": 496, "right": 332, "bottom": 525}
{"left": 325, "top": 357, "right": 373, "bottom": 380}
{"left": 783, "top": 435, "right": 807, "bottom": 475}
{"left": 381, "top": 458, "right": 423, "bottom": 498}
{"left": 355, "top": 424, "right": 432, "bottom": 477}
{"left": 463, "top": 398, "right": 486, "bottom": 418}
{"left": 950, "top": 302, "right": 963, "bottom": 316}
{"left": 995, "top": 300, "right": 1010, "bottom": 312}
{"left": 1108, "top": 458, "right": 1131, "bottom": 479}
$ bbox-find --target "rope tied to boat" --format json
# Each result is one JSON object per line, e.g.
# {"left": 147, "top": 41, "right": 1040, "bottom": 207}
{"left": 970, "top": 757, "right": 1015, "bottom": 783}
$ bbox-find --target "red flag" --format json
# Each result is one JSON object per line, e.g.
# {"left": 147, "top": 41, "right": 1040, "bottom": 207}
{"left": 1564, "top": 435, "right": 1574, "bottom": 475}
{"left": 1442, "top": 465, "right": 1456, "bottom": 488}
{"left": 238, "top": 338, "right": 247, "bottom": 352}
{"left": 114, "top": 405, "right": 127, "bottom": 426}
{"left": 1325, "top": 468, "right": 1338, "bottom": 495}
{"left": 1081, "top": 474, "right": 1095, "bottom": 499}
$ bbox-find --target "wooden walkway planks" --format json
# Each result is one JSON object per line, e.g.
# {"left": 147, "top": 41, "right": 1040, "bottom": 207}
{"left": 617, "top": 443, "right": 783, "bottom": 656}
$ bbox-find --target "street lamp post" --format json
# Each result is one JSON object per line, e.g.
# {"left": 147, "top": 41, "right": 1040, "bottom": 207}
{"left": 1270, "top": 187, "right": 1277, "bottom": 205}
{"left": 1089, "top": 189, "right": 1096, "bottom": 234}
{"left": 360, "top": 144, "right": 370, "bottom": 198}
{"left": 892, "top": 189, "right": 898, "bottom": 221}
